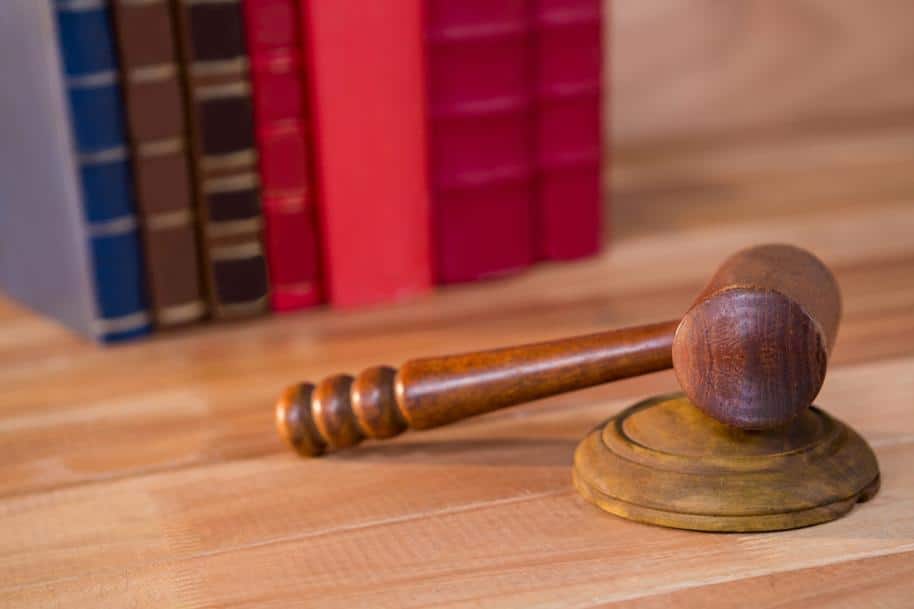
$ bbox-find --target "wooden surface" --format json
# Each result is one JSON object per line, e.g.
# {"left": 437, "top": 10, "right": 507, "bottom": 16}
{"left": 2, "top": 124, "right": 914, "bottom": 606}
{"left": 3, "top": 2, "right": 914, "bottom": 602}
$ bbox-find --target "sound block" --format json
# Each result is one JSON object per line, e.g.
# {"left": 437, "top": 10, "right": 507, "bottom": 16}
{"left": 573, "top": 392, "right": 880, "bottom": 532}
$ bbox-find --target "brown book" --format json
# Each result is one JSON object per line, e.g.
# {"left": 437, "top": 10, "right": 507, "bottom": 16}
{"left": 171, "top": 0, "right": 269, "bottom": 319}
{"left": 111, "top": 0, "right": 207, "bottom": 328}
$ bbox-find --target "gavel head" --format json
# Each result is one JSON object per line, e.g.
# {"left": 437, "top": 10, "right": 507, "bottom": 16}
{"left": 672, "top": 244, "right": 842, "bottom": 429}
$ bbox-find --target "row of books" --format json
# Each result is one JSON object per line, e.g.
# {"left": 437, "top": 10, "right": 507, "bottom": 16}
{"left": 0, "top": 0, "right": 604, "bottom": 343}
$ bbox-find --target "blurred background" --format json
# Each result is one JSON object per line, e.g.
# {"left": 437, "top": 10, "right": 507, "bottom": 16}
{"left": 3, "top": 0, "right": 913, "bottom": 345}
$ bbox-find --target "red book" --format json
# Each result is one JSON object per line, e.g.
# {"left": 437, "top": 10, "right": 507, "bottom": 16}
{"left": 532, "top": 0, "right": 604, "bottom": 260}
{"left": 425, "top": 0, "right": 537, "bottom": 283}
{"left": 243, "top": 0, "right": 323, "bottom": 311}
{"left": 301, "top": 0, "right": 432, "bottom": 307}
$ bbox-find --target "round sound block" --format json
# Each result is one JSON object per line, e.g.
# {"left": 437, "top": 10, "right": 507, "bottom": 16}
{"left": 573, "top": 392, "right": 880, "bottom": 532}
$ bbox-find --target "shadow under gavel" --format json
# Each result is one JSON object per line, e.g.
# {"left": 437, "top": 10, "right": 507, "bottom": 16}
{"left": 277, "top": 244, "right": 841, "bottom": 457}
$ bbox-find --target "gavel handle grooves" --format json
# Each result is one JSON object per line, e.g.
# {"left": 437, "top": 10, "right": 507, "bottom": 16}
{"left": 276, "top": 319, "right": 679, "bottom": 457}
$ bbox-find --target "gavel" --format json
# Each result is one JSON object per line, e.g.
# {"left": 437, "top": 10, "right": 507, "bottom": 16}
{"left": 276, "top": 244, "right": 841, "bottom": 457}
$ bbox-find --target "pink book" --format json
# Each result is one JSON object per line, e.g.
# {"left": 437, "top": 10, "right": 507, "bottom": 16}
{"left": 301, "top": 0, "right": 433, "bottom": 307}
{"left": 532, "top": 0, "right": 604, "bottom": 260}
{"left": 425, "top": 0, "right": 537, "bottom": 283}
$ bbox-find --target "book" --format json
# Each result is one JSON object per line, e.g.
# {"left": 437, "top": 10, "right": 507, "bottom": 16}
{"left": 425, "top": 0, "right": 537, "bottom": 283}
{"left": 172, "top": 0, "right": 269, "bottom": 319}
{"left": 111, "top": 0, "right": 206, "bottom": 327}
{"left": 0, "top": 0, "right": 151, "bottom": 343}
{"left": 301, "top": 0, "right": 432, "bottom": 307}
{"left": 243, "top": 0, "right": 323, "bottom": 312}
{"left": 532, "top": 0, "right": 604, "bottom": 260}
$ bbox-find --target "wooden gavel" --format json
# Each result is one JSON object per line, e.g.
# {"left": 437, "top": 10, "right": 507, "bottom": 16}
{"left": 276, "top": 244, "right": 841, "bottom": 457}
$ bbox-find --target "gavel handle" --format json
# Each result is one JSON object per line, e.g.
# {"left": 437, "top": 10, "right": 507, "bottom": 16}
{"left": 276, "top": 319, "right": 679, "bottom": 456}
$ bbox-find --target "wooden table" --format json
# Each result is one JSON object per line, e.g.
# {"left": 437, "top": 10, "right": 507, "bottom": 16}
{"left": 3, "top": 125, "right": 914, "bottom": 607}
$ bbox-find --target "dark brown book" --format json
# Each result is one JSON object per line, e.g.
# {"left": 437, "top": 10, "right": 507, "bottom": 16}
{"left": 171, "top": 0, "right": 269, "bottom": 319}
{"left": 111, "top": 0, "right": 207, "bottom": 328}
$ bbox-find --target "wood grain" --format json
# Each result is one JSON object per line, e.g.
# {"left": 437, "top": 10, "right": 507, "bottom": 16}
{"left": 1, "top": 356, "right": 913, "bottom": 604}
{"left": 603, "top": 551, "right": 914, "bottom": 608}
{"left": 673, "top": 244, "right": 840, "bottom": 428}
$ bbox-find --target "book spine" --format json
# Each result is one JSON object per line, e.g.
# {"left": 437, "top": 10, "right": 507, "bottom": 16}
{"left": 53, "top": 0, "right": 151, "bottom": 342}
{"left": 425, "top": 0, "right": 537, "bottom": 284}
{"left": 532, "top": 0, "right": 604, "bottom": 260}
{"left": 171, "top": 0, "right": 269, "bottom": 319}
{"left": 301, "top": 0, "right": 432, "bottom": 307}
{"left": 111, "top": 0, "right": 206, "bottom": 328}
{"left": 243, "top": 0, "right": 322, "bottom": 312}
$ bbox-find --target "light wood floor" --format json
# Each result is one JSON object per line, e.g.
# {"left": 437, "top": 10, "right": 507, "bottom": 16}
{"left": 2, "top": 126, "right": 914, "bottom": 607}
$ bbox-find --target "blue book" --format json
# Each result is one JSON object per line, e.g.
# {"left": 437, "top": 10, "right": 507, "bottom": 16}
{"left": 0, "top": 0, "right": 151, "bottom": 342}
